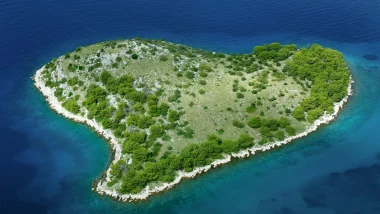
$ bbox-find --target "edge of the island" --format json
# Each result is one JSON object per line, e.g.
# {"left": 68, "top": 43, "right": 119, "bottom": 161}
{"left": 33, "top": 64, "right": 354, "bottom": 202}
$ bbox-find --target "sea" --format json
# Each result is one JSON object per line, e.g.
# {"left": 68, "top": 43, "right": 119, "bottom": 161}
{"left": 1, "top": 0, "right": 380, "bottom": 213}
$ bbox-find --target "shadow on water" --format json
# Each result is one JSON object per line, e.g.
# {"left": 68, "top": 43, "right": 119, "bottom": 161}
{"left": 362, "top": 54, "right": 378, "bottom": 61}
{"left": 299, "top": 156, "right": 380, "bottom": 214}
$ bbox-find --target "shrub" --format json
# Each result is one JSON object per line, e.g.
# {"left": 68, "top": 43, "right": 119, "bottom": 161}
{"left": 131, "top": 54, "right": 138, "bottom": 59}
{"left": 217, "top": 128, "right": 224, "bottom": 134}
{"left": 285, "top": 126, "right": 296, "bottom": 136}
{"left": 54, "top": 88, "right": 64, "bottom": 97}
{"left": 159, "top": 55, "right": 168, "bottom": 61}
{"left": 199, "top": 71, "right": 208, "bottom": 77}
{"left": 246, "top": 105, "right": 256, "bottom": 113}
{"left": 232, "top": 120, "right": 244, "bottom": 128}
{"left": 248, "top": 117, "right": 261, "bottom": 128}
{"left": 236, "top": 92, "right": 244, "bottom": 99}
{"left": 62, "top": 98, "right": 80, "bottom": 114}
{"left": 292, "top": 106, "right": 305, "bottom": 120}
{"left": 237, "top": 134, "right": 254, "bottom": 149}
{"left": 149, "top": 125, "right": 165, "bottom": 140}
{"left": 185, "top": 71, "right": 195, "bottom": 79}
{"left": 168, "top": 110, "right": 180, "bottom": 123}
{"left": 221, "top": 139, "right": 239, "bottom": 153}
{"left": 274, "top": 130, "right": 285, "bottom": 140}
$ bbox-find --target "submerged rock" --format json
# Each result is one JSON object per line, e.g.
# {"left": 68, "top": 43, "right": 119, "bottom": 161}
{"left": 362, "top": 54, "right": 378, "bottom": 61}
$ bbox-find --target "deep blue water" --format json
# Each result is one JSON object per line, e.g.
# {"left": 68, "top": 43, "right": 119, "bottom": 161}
{"left": 1, "top": 0, "right": 380, "bottom": 213}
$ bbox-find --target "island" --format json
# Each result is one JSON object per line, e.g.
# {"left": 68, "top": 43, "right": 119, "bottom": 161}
{"left": 33, "top": 38, "right": 353, "bottom": 201}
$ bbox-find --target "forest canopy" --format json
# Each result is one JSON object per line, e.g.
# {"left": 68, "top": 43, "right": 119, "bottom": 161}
{"left": 283, "top": 44, "right": 350, "bottom": 121}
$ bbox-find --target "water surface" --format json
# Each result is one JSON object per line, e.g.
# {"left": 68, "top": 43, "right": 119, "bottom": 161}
{"left": 1, "top": 0, "right": 380, "bottom": 213}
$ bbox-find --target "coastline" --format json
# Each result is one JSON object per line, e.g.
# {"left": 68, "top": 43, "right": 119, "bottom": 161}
{"left": 33, "top": 66, "right": 354, "bottom": 202}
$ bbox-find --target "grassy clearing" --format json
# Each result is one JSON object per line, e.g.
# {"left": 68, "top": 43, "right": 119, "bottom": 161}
{"left": 44, "top": 39, "right": 311, "bottom": 154}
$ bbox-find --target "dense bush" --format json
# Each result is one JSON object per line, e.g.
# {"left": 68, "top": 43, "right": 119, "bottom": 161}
{"left": 284, "top": 45, "right": 350, "bottom": 121}
{"left": 62, "top": 98, "right": 80, "bottom": 114}
{"left": 253, "top": 42, "right": 297, "bottom": 62}
{"left": 168, "top": 110, "right": 180, "bottom": 123}
{"left": 118, "top": 133, "right": 255, "bottom": 194}
{"left": 232, "top": 120, "right": 244, "bottom": 128}
{"left": 131, "top": 54, "right": 138, "bottom": 59}
{"left": 159, "top": 55, "right": 168, "bottom": 61}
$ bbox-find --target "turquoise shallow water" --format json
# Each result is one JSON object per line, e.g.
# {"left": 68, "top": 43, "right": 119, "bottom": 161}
{"left": 1, "top": 0, "right": 380, "bottom": 213}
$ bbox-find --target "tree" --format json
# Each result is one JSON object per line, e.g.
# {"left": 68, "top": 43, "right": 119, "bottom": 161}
{"left": 199, "top": 71, "right": 208, "bottom": 77}
{"left": 181, "top": 127, "right": 194, "bottom": 138}
{"left": 128, "top": 91, "right": 146, "bottom": 103}
{"left": 114, "top": 109, "right": 126, "bottom": 122}
{"left": 67, "top": 76, "right": 79, "bottom": 86}
{"left": 122, "top": 140, "right": 139, "bottom": 154}
{"left": 159, "top": 55, "right": 168, "bottom": 61}
{"left": 132, "top": 102, "right": 145, "bottom": 113}
{"left": 168, "top": 90, "right": 181, "bottom": 102}
{"left": 253, "top": 43, "right": 296, "bottom": 61}
{"left": 127, "top": 114, "right": 140, "bottom": 126}
{"left": 246, "top": 105, "right": 256, "bottom": 113}
{"left": 159, "top": 102, "right": 170, "bottom": 116}
{"left": 221, "top": 139, "right": 239, "bottom": 153}
{"left": 232, "top": 120, "right": 244, "bottom": 128}
{"left": 54, "top": 88, "right": 64, "bottom": 97}
{"left": 100, "top": 71, "right": 112, "bottom": 85}
{"left": 129, "top": 132, "right": 146, "bottom": 144}
{"left": 168, "top": 110, "right": 180, "bottom": 123}
{"left": 83, "top": 84, "right": 108, "bottom": 108}
{"left": 131, "top": 53, "right": 138, "bottom": 59}
{"left": 237, "top": 134, "right": 254, "bottom": 149}
{"left": 199, "top": 79, "right": 207, "bottom": 85}
{"left": 285, "top": 126, "right": 296, "bottom": 136}
{"left": 132, "top": 147, "right": 149, "bottom": 162}
{"left": 260, "top": 126, "right": 273, "bottom": 138}
{"left": 306, "top": 108, "right": 323, "bottom": 122}
{"left": 185, "top": 71, "right": 195, "bottom": 79}
{"left": 150, "top": 125, "right": 165, "bottom": 140}
{"left": 101, "top": 118, "right": 113, "bottom": 129}
{"left": 148, "top": 104, "right": 160, "bottom": 117}
{"left": 147, "top": 94, "right": 159, "bottom": 105}
{"left": 274, "top": 130, "right": 285, "bottom": 140}
{"left": 236, "top": 92, "right": 244, "bottom": 99}
{"left": 62, "top": 98, "right": 80, "bottom": 114}
{"left": 109, "top": 160, "right": 125, "bottom": 178}
{"left": 293, "top": 106, "right": 305, "bottom": 120}
{"left": 278, "top": 117, "right": 290, "bottom": 128}
{"left": 248, "top": 117, "right": 262, "bottom": 128}
{"left": 138, "top": 116, "right": 154, "bottom": 129}
{"left": 199, "top": 63, "right": 212, "bottom": 72}
{"left": 266, "top": 119, "right": 279, "bottom": 131}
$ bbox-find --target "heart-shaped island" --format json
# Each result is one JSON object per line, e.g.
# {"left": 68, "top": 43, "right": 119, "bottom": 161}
{"left": 33, "top": 39, "right": 352, "bottom": 201}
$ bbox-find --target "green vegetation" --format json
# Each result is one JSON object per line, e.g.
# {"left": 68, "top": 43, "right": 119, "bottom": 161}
{"left": 283, "top": 44, "right": 350, "bottom": 121}
{"left": 62, "top": 98, "right": 80, "bottom": 114}
{"left": 253, "top": 42, "right": 297, "bottom": 62}
{"left": 39, "top": 39, "right": 350, "bottom": 195}
{"left": 232, "top": 120, "right": 245, "bottom": 128}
